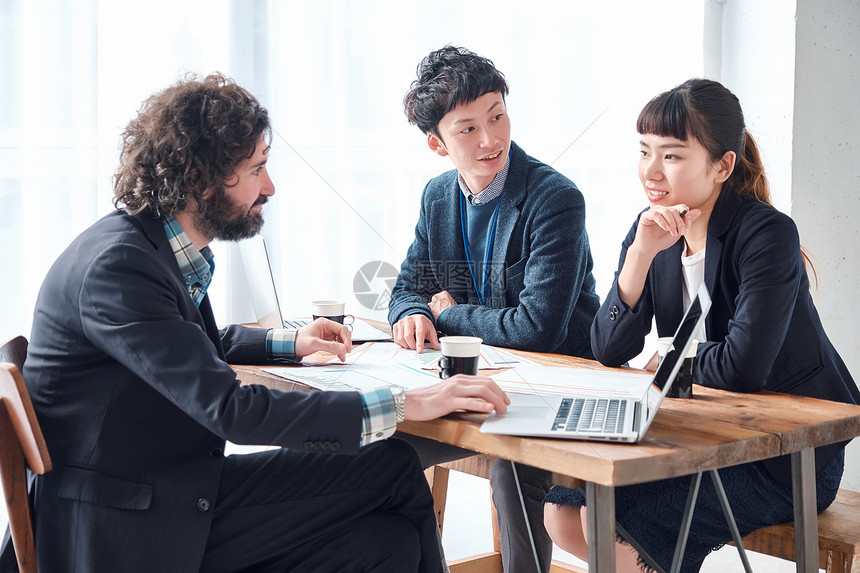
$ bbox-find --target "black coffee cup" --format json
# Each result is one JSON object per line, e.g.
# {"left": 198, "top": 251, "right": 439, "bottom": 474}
{"left": 668, "top": 356, "right": 694, "bottom": 399}
{"left": 311, "top": 300, "right": 354, "bottom": 327}
{"left": 657, "top": 338, "right": 697, "bottom": 399}
{"left": 439, "top": 355, "right": 480, "bottom": 379}
{"left": 312, "top": 314, "right": 354, "bottom": 325}
{"left": 438, "top": 336, "right": 483, "bottom": 379}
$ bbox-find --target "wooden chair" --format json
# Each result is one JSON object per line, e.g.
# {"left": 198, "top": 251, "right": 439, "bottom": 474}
{"left": 427, "top": 455, "right": 586, "bottom": 573}
{"left": 736, "top": 488, "right": 860, "bottom": 572}
{"left": 0, "top": 336, "right": 52, "bottom": 573}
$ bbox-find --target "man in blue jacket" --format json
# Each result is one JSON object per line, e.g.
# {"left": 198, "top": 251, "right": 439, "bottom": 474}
{"left": 13, "top": 73, "right": 509, "bottom": 573}
{"left": 389, "top": 46, "right": 601, "bottom": 573}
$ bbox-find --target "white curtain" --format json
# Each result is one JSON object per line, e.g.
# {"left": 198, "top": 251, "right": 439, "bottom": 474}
{"left": 0, "top": 0, "right": 704, "bottom": 339}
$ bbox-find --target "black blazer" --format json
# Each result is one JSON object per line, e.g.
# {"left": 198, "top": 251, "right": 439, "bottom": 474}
{"left": 15, "top": 211, "right": 365, "bottom": 572}
{"left": 592, "top": 189, "right": 859, "bottom": 486}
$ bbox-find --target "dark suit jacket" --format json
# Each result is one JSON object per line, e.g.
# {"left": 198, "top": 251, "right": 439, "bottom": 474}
{"left": 15, "top": 211, "right": 365, "bottom": 572}
{"left": 388, "top": 142, "right": 600, "bottom": 358}
{"left": 592, "top": 189, "right": 860, "bottom": 486}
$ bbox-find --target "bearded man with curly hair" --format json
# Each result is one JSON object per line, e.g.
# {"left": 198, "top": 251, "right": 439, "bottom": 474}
{"left": 9, "top": 73, "right": 508, "bottom": 573}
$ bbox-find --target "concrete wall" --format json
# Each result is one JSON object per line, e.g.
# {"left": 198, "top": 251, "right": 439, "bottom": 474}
{"left": 719, "top": 0, "right": 796, "bottom": 214}
{"left": 792, "top": 0, "right": 860, "bottom": 491}
{"left": 719, "top": 0, "right": 860, "bottom": 491}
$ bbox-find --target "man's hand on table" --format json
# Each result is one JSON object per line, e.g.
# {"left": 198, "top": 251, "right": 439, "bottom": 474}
{"left": 392, "top": 313, "right": 440, "bottom": 354}
{"left": 404, "top": 375, "right": 509, "bottom": 421}
{"left": 429, "top": 290, "right": 457, "bottom": 320}
{"left": 296, "top": 317, "right": 506, "bottom": 421}
{"left": 296, "top": 318, "right": 352, "bottom": 361}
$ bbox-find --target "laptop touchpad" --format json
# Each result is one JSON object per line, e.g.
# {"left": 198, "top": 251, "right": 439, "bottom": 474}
{"left": 503, "top": 394, "right": 561, "bottom": 419}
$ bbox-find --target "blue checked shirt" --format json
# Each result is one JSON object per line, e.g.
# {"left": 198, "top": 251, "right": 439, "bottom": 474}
{"left": 162, "top": 215, "right": 396, "bottom": 445}
{"left": 163, "top": 216, "right": 214, "bottom": 307}
{"left": 458, "top": 149, "right": 511, "bottom": 205}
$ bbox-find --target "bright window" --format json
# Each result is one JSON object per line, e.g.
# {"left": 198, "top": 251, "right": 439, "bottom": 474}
{"left": 0, "top": 0, "right": 703, "bottom": 337}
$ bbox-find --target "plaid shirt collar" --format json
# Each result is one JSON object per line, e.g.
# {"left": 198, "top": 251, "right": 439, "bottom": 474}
{"left": 458, "top": 148, "right": 511, "bottom": 205}
{"left": 162, "top": 215, "right": 214, "bottom": 307}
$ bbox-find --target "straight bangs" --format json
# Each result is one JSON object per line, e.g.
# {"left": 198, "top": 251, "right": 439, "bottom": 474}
{"left": 636, "top": 89, "right": 691, "bottom": 141}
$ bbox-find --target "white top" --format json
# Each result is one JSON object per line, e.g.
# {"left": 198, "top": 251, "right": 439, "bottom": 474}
{"left": 681, "top": 243, "right": 707, "bottom": 343}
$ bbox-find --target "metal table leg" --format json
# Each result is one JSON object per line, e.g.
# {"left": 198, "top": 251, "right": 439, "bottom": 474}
{"left": 586, "top": 482, "right": 617, "bottom": 572}
{"left": 669, "top": 470, "right": 755, "bottom": 573}
{"left": 511, "top": 461, "right": 543, "bottom": 572}
{"left": 792, "top": 448, "right": 818, "bottom": 572}
{"left": 616, "top": 523, "right": 666, "bottom": 573}
{"left": 709, "top": 469, "right": 753, "bottom": 573}
{"left": 669, "top": 472, "right": 702, "bottom": 573}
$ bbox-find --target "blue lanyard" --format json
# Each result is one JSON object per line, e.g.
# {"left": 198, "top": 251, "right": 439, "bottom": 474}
{"left": 459, "top": 192, "right": 503, "bottom": 307}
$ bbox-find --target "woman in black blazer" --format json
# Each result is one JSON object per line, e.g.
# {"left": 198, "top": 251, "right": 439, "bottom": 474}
{"left": 543, "top": 78, "right": 860, "bottom": 572}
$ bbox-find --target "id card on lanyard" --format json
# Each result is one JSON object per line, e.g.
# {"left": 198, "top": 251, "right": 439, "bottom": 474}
{"left": 459, "top": 192, "right": 503, "bottom": 307}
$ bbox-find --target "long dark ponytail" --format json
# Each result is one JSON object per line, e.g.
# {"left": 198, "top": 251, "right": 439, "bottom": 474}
{"left": 731, "top": 130, "right": 770, "bottom": 204}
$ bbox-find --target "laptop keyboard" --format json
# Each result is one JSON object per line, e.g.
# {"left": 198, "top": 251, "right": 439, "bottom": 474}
{"left": 552, "top": 397, "right": 627, "bottom": 433}
{"left": 283, "top": 319, "right": 310, "bottom": 329}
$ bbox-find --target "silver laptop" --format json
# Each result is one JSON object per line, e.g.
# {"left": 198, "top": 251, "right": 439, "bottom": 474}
{"left": 237, "top": 236, "right": 393, "bottom": 343}
{"left": 480, "top": 283, "right": 711, "bottom": 443}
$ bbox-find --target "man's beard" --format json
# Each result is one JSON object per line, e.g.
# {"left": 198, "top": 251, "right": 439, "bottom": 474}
{"left": 196, "top": 186, "right": 266, "bottom": 242}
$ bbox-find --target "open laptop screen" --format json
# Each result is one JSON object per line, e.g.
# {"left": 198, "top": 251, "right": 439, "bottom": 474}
{"left": 652, "top": 287, "right": 706, "bottom": 392}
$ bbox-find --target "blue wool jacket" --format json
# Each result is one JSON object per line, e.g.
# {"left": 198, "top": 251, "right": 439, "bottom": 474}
{"left": 388, "top": 142, "right": 600, "bottom": 358}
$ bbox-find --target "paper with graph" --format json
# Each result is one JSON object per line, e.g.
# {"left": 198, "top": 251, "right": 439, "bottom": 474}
{"left": 262, "top": 342, "right": 604, "bottom": 396}
{"left": 264, "top": 360, "right": 440, "bottom": 392}
{"left": 263, "top": 342, "right": 441, "bottom": 391}
{"left": 490, "top": 365, "right": 652, "bottom": 399}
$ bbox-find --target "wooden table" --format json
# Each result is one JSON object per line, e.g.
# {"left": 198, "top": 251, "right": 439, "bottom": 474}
{"left": 232, "top": 346, "right": 860, "bottom": 573}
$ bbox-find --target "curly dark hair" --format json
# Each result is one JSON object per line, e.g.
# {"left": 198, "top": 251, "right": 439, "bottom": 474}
{"left": 403, "top": 45, "right": 509, "bottom": 138}
{"left": 113, "top": 72, "right": 271, "bottom": 217}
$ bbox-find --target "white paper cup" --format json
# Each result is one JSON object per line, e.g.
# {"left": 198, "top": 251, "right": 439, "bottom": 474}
{"left": 439, "top": 336, "right": 483, "bottom": 358}
{"left": 311, "top": 300, "right": 354, "bottom": 325}
{"left": 656, "top": 336, "right": 673, "bottom": 360}
{"left": 658, "top": 337, "right": 698, "bottom": 360}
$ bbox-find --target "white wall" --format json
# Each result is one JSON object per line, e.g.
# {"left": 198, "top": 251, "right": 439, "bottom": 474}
{"left": 720, "top": 0, "right": 860, "bottom": 491}
{"left": 792, "top": 0, "right": 860, "bottom": 491}
{"left": 719, "top": 0, "right": 797, "bottom": 214}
